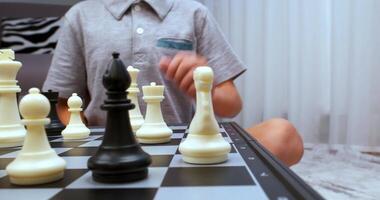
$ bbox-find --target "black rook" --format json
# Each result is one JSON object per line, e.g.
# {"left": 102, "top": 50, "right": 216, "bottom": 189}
{"left": 87, "top": 52, "right": 151, "bottom": 183}
{"left": 42, "top": 90, "right": 65, "bottom": 136}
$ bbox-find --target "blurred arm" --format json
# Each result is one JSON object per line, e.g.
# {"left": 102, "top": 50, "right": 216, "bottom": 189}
{"left": 212, "top": 80, "right": 242, "bottom": 118}
{"left": 57, "top": 98, "right": 70, "bottom": 125}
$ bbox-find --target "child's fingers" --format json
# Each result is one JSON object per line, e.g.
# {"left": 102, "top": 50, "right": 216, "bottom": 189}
{"left": 166, "top": 54, "right": 185, "bottom": 79}
{"left": 179, "top": 70, "right": 194, "bottom": 92}
{"left": 173, "top": 58, "right": 194, "bottom": 84}
{"left": 186, "top": 84, "right": 196, "bottom": 98}
{"left": 159, "top": 56, "right": 171, "bottom": 73}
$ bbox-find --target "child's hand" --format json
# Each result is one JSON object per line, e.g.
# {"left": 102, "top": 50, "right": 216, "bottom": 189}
{"left": 159, "top": 52, "right": 208, "bottom": 98}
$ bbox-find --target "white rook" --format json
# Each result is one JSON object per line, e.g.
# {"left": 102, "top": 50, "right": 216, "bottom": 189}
{"left": 136, "top": 82, "right": 172, "bottom": 143}
{"left": 0, "top": 49, "right": 26, "bottom": 148}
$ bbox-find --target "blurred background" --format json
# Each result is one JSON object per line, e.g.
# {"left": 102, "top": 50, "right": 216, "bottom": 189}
{"left": 1, "top": 1, "right": 379, "bottom": 199}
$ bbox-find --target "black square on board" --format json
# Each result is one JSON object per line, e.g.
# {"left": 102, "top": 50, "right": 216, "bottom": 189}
{"left": 90, "top": 132, "right": 104, "bottom": 136}
{"left": 48, "top": 136, "right": 62, "bottom": 141}
{"left": 0, "top": 158, "right": 14, "bottom": 170}
{"left": 51, "top": 188, "right": 157, "bottom": 200}
{"left": 161, "top": 166, "right": 255, "bottom": 186}
{"left": 173, "top": 129, "right": 186, "bottom": 134}
{"left": 143, "top": 139, "right": 181, "bottom": 146}
{"left": 0, "top": 148, "right": 18, "bottom": 156}
{"left": 151, "top": 155, "right": 173, "bottom": 167}
{"left": 50, "top": 141, "right": 88, "bottom": 148}
{"left": 59, "top": 147, "right": 98, "bottom": 156}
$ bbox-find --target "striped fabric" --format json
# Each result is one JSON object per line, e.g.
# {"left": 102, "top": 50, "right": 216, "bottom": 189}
{"left": 0, "top": 17, "right": 62, "bottom": 54}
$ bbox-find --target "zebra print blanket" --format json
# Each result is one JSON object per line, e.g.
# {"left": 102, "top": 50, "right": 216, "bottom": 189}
{"left": 0, "top": 17, "right": 62, "bottom": 54}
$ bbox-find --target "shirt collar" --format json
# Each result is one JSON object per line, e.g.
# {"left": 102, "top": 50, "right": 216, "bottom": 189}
{"left": 102, "top": 0, "right": 174, "bottom": 20}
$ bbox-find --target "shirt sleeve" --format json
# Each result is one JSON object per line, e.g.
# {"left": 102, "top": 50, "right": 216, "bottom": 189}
{"left": 42, "top": 16, "right": 87, "bottom": 99}
{"left": 195, "top": 8, "right": 246, "bottom": 85}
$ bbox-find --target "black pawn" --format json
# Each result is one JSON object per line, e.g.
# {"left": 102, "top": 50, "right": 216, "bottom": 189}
{"left": 42, "top": 90, "right": 65, "bottom": 136}
{"left": 87, "top": 52, "right": 151, "bottom": 183}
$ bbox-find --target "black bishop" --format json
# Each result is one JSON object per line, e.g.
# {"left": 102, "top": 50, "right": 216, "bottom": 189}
{"left": 87, "top": 52, "right": 151, "bottom": 183}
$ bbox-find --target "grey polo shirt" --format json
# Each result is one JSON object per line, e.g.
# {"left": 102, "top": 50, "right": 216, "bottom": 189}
{"left": 43, "top": 0, "right": 246, "bottom": 126}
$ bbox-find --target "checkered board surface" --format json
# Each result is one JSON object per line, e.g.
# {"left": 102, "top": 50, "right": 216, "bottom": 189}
{"left": 0, "top": 122, "right": 322, "bottom": 200}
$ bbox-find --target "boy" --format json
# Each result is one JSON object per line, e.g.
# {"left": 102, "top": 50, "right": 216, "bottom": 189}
{"left": 44, "top": 0, "right": 303, "bottom": 166}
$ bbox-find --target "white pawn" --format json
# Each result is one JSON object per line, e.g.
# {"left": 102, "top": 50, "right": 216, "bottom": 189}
{"left": 136, "top": 82, "right": 172, "bottom": 144}
{"left": 61, "top": 93, "right": 90, "bottom": 140}
{"left": 179, "top": 67, "right": 231, "bottom": 164}
{"left": 127, "top": 66, "right": 144, "bottom": 132}
{"left": 6, "top": 88, "right": 66, "bottom": 185}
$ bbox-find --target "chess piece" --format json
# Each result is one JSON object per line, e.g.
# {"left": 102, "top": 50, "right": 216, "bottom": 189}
{"left": 87, "top": 52, "right": 151, "bottom": 183}
{"left": 42, "top": 90, "right": 65, "bottom": 136}
{"left": 61, "top": 93, "right": 90, "bottom": 140}
{"left": 127, "top": 66, "right": 144, "bottom": 132}
{"left": 136, "top": 82, "right": 172, "bottom": 144}
{"left": 6, "top": 88, "right": 66, "bottom": 185}
{"left": 0, "top": 49, "right": 26, "bottom": 148}
{"left": 179, "top": 66, "right": 231, "bottom": 164}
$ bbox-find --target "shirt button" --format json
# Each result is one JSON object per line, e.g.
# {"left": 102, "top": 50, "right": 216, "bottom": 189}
{"left": 136, "top": 27, "right": 144, "bottom": 34}
{"left": 134, "top": 5, "right": 141, "bottom": 11}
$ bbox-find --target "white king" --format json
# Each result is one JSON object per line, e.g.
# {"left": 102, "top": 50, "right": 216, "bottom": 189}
{"left": 179, "top": 66, "right": 231, "bottom": 164}
{"left": 0, "top": 49, "right": 26, "bottom": 147}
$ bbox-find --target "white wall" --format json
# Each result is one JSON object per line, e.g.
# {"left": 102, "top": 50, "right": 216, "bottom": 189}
{"left": 200, "top": 0, "right": 380, "bottom": 150}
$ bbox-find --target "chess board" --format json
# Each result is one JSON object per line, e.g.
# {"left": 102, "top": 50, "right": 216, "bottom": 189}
{"left": 0, "top": 122, "right": 323, "bottom": 200}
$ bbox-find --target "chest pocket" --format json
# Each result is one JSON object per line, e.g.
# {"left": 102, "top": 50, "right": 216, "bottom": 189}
{"left": 156, "top": 37, "right": 194, "bottom": 58}
{"left": 157, "top": 38, "right": 194, "bottom": 51}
